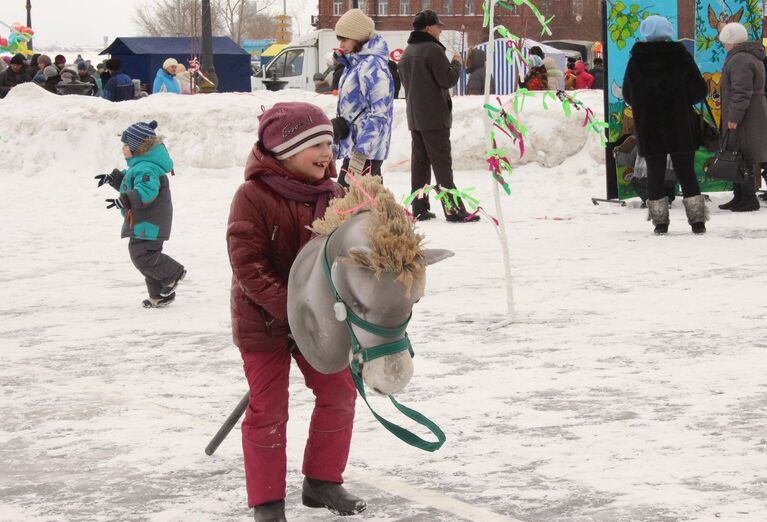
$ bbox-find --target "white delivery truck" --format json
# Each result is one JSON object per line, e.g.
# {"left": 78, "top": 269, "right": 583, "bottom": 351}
{"left": 252, "top": 28, "right": 466, "bottom": 97}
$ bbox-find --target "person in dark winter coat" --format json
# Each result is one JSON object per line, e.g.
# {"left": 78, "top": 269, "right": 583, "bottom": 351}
{"left": 331, "top": 59, "right": 345, "bottom": 90}
{"left": 96, "top": 120, "right": 185, "bottom": 308}
{"left": 466, "top": 47, "right": 495, "bottom": 95}
{"left": 589, "top": 57, "right": 605, "bottom": 89}
{"left": 24, "top": 53, "right": 38, "bottom": 80}
{"left": 715, "top": 22, "right": 767, "bottom": 212}
{"left": 623, "top": 15, "right": 709, "bottom": 234}
{"left": 77, "top": 61, "right": 99, "bottom": 96}
{"left": 0, "top": 53, "right": 30, "bottom": 98}
{"left": 332, "top": 8, "right": 395, "bottom": 186}
{"left": 41, "top": 65, "right": 60, "bottom": 94}
{"left": 387, "top": 59, "right": 401, "bottom": 98}
{"left": 103, "top": 59, "right": 134, "bottom": 102}
{"left": 398, "top": 9, "right": 479, "bottom": 223}
{"left": 226, "top": 102, "right": 364, "bottom": 522}
{"left": 313, "top": 72, "right": 331, "bottom": 93}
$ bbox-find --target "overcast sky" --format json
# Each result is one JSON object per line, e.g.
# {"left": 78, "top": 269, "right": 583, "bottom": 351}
{"left": 0, "top": 0, "right": 317, "bottom": 49}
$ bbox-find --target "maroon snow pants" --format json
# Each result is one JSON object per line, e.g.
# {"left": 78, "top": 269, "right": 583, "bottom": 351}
{"left": 240, "top": 347, "right": 357, "bottom": 507}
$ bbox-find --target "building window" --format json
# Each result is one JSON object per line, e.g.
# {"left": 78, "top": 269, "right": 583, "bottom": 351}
{"left": 464, "top": 0, "right": 473, "bottom": 15}
{"left": 358, "top": 0, "right": 367, "bottom": 13}
{"left": 333, "top": 0, "right": 344, "bottom": 16}
{"left": 378, "top": 0, "right": 389, "bottom": 15}
{"left": 443, "top": 0, "right": 452, "bottom": 14}
{"left": 400, "top": 0, "right": 409, "bottom": 15}
{"left": 422, "top": 0, "right": 430, "bottom": 10}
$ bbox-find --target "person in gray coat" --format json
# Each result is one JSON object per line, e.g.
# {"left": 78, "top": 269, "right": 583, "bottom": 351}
{"left": 717, "top": 23, "right": 767, "bottom": 212}
{"left": 398, "top": 9, "right": 479, "bottom": 223}
{"left": 466, "top": 47, "right": 495, "bottom": 95}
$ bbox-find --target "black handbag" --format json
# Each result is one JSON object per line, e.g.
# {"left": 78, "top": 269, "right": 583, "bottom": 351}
{"left": 695, "top": 101, "right": 721, "bottom": 152}
{"left": 705, "top": 129, "right": 745, "bottom": 182}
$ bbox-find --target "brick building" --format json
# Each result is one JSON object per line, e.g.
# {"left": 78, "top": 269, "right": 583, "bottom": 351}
{"left": 312, "top": 1, "right": 700, "bottom": 46}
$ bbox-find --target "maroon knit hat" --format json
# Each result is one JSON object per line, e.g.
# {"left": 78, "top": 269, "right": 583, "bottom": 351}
{"left": 258, "top": 102, "right": 334, "bottom": 160}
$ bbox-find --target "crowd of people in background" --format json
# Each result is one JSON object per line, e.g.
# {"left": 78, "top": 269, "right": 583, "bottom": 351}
{"left": 0, "top": 52, "right": 198, "bottom": 99}
{"left": 517, "top": 46, "right": 604, "bottom": 92}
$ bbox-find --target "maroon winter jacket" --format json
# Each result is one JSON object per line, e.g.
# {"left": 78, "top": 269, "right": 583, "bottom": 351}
{"left": 227, "top": 143, "right": 342, "bottom": 352}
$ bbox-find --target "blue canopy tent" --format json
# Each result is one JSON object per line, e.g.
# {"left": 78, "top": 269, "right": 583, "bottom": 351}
{"left": 100, "top": 37, "right": 251, "bottom": 93}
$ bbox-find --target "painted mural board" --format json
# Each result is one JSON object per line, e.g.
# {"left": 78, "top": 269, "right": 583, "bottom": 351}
{"left": 605, "top": 0, "right": 678, "bottom": 200}
{"left": 694, "top": 0, "right": 763, "bottom": 193}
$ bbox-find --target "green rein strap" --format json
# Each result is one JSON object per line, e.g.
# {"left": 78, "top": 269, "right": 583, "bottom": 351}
{"left": 321, "top": 234, "right": 446, "bottom": 452}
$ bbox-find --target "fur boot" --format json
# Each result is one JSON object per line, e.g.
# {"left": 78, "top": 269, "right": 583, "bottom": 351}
{"left": 646, "top": 197, "right": 670, "bottom": 235}
{"left": 682, "top": 194, "right": 708, "bottom": 234}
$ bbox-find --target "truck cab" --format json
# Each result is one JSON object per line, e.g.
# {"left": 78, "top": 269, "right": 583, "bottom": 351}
{"left": 252, "top": 29, "right": 465, "bottom": 95}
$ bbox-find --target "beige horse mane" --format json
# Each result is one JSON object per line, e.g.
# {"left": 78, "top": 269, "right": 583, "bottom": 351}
{"left": 310, "top": 175, "right": 426, "bottom": 295}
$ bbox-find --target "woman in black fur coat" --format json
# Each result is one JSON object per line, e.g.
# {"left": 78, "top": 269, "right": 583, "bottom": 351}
{"left": 623, "top": 15, "right": 709, "bottom": 234}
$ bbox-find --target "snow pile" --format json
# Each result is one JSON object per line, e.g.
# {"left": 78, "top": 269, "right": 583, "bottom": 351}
{"left": 3, "top": 83, "right": 767, "bottom": 521}
{"left": 0, "top": 83, "right": 604, "bottom": 177}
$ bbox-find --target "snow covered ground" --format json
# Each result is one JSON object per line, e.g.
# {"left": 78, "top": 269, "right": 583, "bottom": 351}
{"left": 1, "top": 86, "right": 766, "bottom": 522}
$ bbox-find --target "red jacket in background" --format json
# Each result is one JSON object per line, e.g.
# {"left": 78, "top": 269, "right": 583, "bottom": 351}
{"left": 574, "top": 62, "right": 595, "bottom": 89}
{"left": 226, "top": 144, "right": 342, "bottom": 352}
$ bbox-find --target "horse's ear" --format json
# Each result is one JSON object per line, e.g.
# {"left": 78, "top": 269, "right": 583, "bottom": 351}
{"left": 422, "top": 249, "right": 454, "bottom": 266}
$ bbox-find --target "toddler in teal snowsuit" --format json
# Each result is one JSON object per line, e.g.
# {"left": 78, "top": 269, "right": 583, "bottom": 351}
{"left": 97, "top": 120, "right": 186, "bottom": 308}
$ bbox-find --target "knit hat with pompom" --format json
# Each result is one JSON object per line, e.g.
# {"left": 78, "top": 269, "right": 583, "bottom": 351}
{"left": 121, "top": 120, "right": 159, "bottom": 152}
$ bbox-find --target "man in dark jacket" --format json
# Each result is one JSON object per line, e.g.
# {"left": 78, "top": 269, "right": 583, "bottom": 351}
{"left": 0, "top": 53, "right": 29, "bottom": 98}
{"left": 330, "top": 55, "right": 345, "bottom": 91}
{"left": 589, "top": 57, "right": 605, "bottom": 89}
{"left": 466, "top": 47, "right": 495, "bottom": 95}
{"left": 387, "top": 59, "right": 401, "bottom": 98}
{"left": 77, "top": 61, "right": 99, "bottom": 96}
{"left": 398, "top": 10, "right": 479, "bottom": 223}
{"left": 103, "top": 58, "right": 134, "bottom": 102}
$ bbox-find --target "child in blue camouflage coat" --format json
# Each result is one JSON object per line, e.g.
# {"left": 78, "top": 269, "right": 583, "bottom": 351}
{"left": 96, "top": 120, "right": 186, "bottom": 308}
{"left": 332, "top": 8, "right": 394, "bottom": 187}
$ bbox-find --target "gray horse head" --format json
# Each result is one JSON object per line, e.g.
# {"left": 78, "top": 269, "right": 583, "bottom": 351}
{"left": 287, "top": 176, "right": 453, "bottom": 395}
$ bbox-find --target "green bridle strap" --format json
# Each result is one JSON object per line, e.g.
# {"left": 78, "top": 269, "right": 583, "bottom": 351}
{"left": 346, "top": 305, "right": 411, "bottom": 338}
{"left": 350, "top": 359, "right": 446, "bottom": 452}
{"left": 322, "top": 233, "right": 446, "bottom": 452}
{"left": 358, "top": 335, "right": 414, "bottom": 363}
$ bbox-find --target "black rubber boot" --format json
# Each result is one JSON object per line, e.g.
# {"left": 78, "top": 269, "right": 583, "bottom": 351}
{"left": 142, "top": 292, "right": 176, "bottom": 309}
{"left": 719, "top": 184, "right": 741, "bottom": 210}
{"left": 731, "top": 176, "right": 760, "bottom": 212}
{"left": 411, "top": 200, "right": 436, "bottom": 221}
{"left": 302, "top": 477, "right": 366, "bottom": 516}
{"left": 440, "top": 196, "right": 480, "bottom": 223}
{"left": 253, "top": 499, "right": 287, "bottom": 522}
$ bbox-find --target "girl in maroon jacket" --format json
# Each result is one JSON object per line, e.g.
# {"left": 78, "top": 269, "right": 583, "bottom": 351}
{"left": 226, "top": 102, "right": 365, "bottom": 522}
